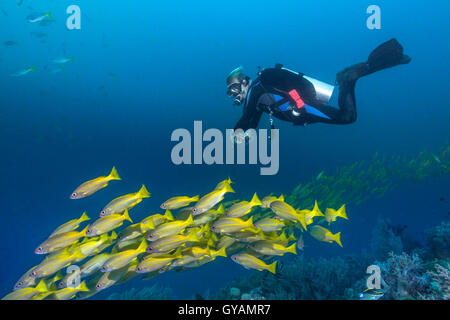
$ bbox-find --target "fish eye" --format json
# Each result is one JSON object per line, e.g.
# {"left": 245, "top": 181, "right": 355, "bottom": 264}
{"left": 30, "top": 271, "right": 37, "bottom": 277}
{"left": 136, "top": 267, "right": 141, "bottom": 272}
{"left": 16, "top": 281, "right": 22, "bottom": 287}
{"left": 71, "top": 192, "right": 77, "bottom": 197}
{"left": 101, "top": 210, "right": 106, "bottom": 215}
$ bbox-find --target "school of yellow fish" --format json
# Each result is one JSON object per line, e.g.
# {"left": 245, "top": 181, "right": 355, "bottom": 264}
{"left": 3, "top": 167, "right": 347, "bottom": 300}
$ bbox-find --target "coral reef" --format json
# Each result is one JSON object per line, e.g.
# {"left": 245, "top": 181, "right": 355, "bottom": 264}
{"left": 427, "top": 261, "right": 450, "bottom": 300}
{"left": 209, "top": 254, "right": 372, "bottom": 300}
{"left": 425, "top": 221, "right": 450, "bottom": 260}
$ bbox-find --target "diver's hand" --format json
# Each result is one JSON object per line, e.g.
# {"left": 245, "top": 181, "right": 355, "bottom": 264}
{"left": 229, "top": 130, "right": 256, "bottom": 145}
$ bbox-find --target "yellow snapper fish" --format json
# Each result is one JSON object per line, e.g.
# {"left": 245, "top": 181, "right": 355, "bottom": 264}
{"left": 147, "top": 214, "right": 194, "bottom": 241}
{"left": 95, "top": 266, "right": 128, "bottom": 291}
{"left": 112, "top": 236, "right": 143, "bottom": 253}
{"left": 86, "top": 210, "right": 132, "bottom": 236}
{"left": 101, "top": 240, "right": 147, "bottom": 272}
{"left": 14, "top": 266, "right": 39, "bottom": 290}
{"left": 70, "top": 167, "right": 121, "bottom": 199}
{"left": 27, "top": 11, "right": 53, "bottom": 23}
{"left": 80, "top": 253, "right": 111, "bottom": 277}
{"left": 31, "top": 290, "right": 56, "bottom": 300}
{"left": 231, "top": 253, "right": 277, "bottom": 274}
{"left": 58, "top": 267, "right": 81, "bottom": 289}
{"left": 231, "top": 229, "right": 266, "bottom": 243}
{"left": 254, "top": 217, "right": 286, "bottom": 232}
{"left": 301, "top": 201, "right": 325, "bottom": 225}
{"left": 146, "top": 231, "right": 200, "bottom": 253}
{"left": 136, "top": 249, "right": 182, "bottom": 273}
{"left": 270, "top": 200, "right": 307, "bottom": 230}
{"left": 49, "top": 212, "right": 90, "bottom": 237}
{"left": 30, "top": 249, "right": 85, "bottom": 279}
{"left": 26, "top": 273, "right": 61, "bottom": 299}
{"left": 35, "top": 225, "right": 89, "bottom": 254}
{"left": 309, "top": 225, "right": 343, "bottom": 247}
{"left": 261, "top": 194, "right": 284, "bottom": 208}
{"left": 100, "top": 184, "right": 150, "bottom": 217}
{"left": 325, "top": 204, "right": 348, "bottom": 224}
{"left": 51, "top": 281, "right": 89, "bottom": 300}
{"left": 182, "top": 246, "right": 228, "bottom": 269}
{"left": 249, "top": 241, "right": 297, "bottom": 256}
{"left": 117, "top": 223, "right": 148, "bottom": 244}
{"left": 141, "top": 210, "right": 173, "bottom": 229}
{"left": 224, "top": 193, "right": 262, "bottom": 218}
{"left": 211, "top": 216, "right": 257, "bottom": 234}
{"left": 72, "top": 232, "right": 115, "bottom": 257}
{"left": 11, "top": 66, "right": 36, "bottom": 77}
{"left": 214, "top": 177, "right": 232, "bottom": 190}
{"left": 193, "top": 204, "right": 225, "bottom": 225}
{"left": 2, "top": 279, "right": 48, "bottom": 300}
{"left": 192, "top": 183, "right": 235, "bottom": 215}
{"left": 215, "top": 235, "right": 237, "bottom": 250}
{"left": 160, "top": 195, "right": 199, "bottom": 210}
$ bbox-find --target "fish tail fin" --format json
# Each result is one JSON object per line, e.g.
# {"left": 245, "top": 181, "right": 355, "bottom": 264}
{"left": 287, "top": 233, "right": 296, "bottom": 242}
{"left": 295, "top": 211, "right": 307, "bottom": 231}
{"left": 251, "top": 193, "right": 262, "bottom": 206}
{"left": 313, "top": 200, "right": 325, "bottom": 216}
{"left": 216, "top": 246, "right": 227, "bottom": 258}
{"left": 72, "top": 249, "right": 86, "bottom": 261}
{"left": 99, "top": 233, "right": 109, "bottom": 242}
{"left": 245, "top": 216, "right": 254, "bottom": 228}
{"left": 191, "top": 195, "right": 199, "bottom": 202}
{"left": 337, "top": 204, "right": 348, "bottom": 219}
{"left": 52, "top": 271, "right": 63, "bottom": 283}
{"left": 110, "top": 231, "right": 118, "bottom": 240}
{"left": 164, "top": 209, "right": 174, "bottom": 221}
{"left": 223, "top": 183, "right": 235, "bottom": 193}
{"left": 137, "top": 185, "right": 150, "bottom": 198}
{"left": 136, "top": 239, "right": 147, "bottom": 253}
{"left": 79, "top": 225, "right": 89, "bottom": 237}
{"left": 78, "top": 211, "right": 90, "bottom": 223}
{"left": 257, "top": 228, "right": 265, "bottom": 240}
{"left": 278, "top": 194, "right": 285, "bottom": 201}
{"left": 108, "top": 166, "right": 121, "bottom": 180}
{"left": 36, "top": 279, "right": 49, "bottom": 292}
{"left": 333, "top": 232, "right": 343, "bottom": 248}
{"left": 268, "top": 261, "right": 277, "bottom": 274}
{"left": 78, "top": 281, "right": 89, "bottom": 292}
{"left": 45, "top": 11, "right": 55, "bottom": 21}
{"left": 216, "top": 204, "right": 226, "bottom": 215}
{"left": 187, "top": 232, "right": 200, "bottom": 243}
{"left": 287, "top": 243, "right": 297, "bottom": 255}
{"left": 122, "top": 210, "right": 133, "bottom": 223}
{"left": 29, "top": 66, "right": 36, "bottom": 73}
{"left": 185, "top": 214, "right": 194, "bottom": 226}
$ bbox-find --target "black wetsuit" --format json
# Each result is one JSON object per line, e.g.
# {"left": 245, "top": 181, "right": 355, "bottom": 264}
{"left": 234, "top": 39, "right": 411, "bottom": 132}
{"left": 234, "top": 65, "right": 357, "bottom": 132}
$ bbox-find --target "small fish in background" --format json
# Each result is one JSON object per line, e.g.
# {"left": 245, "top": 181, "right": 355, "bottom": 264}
{"left": 53, "top": 57, "right": 74, "bottom": 64}
{"left": 108, "top": 72, "right": 120, "bottom": 81}
{"left": 316, "top": 170, "right": 325, "bottom": 181}
{"left": 11, "top": 66, "right": 36, "bottom": 77}
{"left": 1, "top": 9, "right": 8, "bottom": 17}
{"left": 297, "top": 234, "right": 304, "bottom": 251}
{"left": 70, "top": 167, "right": 121, "bottom": 199}
{"left": 431, "top": 154, "right": 441, "bottom": 164}
{"left": 17, "top": 0, "right": 24, "bottom": 7}
{"left": 30, "top": 31, "right": 47, "bottom": 38}
{"left": 359, "top": 288, "right": 385, "bottom": 300}
{"left": 27, "top": 11, "right": 53, "bottom": 24}
{"left": 4, "top": 40, "right": 20, "bottom": 46}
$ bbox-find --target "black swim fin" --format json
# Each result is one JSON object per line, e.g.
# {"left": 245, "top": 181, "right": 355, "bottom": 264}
{"left": 367, "top": 38, "right": 411, "bottom": 73}
{"left": 336, "top": 38, "right": 411, "bottom": 85}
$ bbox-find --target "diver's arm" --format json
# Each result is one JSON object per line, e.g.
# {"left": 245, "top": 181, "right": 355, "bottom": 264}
{"left": 234, "top": 101, "right": 263, "bottom": 132}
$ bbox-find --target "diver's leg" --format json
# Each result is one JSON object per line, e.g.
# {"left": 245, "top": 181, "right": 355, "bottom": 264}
{"left": 313, "top": 39, "right": 411, "bottom": 124}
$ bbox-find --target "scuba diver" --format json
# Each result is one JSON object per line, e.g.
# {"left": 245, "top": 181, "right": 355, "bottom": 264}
{"left": 227, "top": 39, "right": 411, "bottom": 135}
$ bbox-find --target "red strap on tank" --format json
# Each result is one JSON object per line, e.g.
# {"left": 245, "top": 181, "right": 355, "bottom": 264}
{"left": 289, "top": 89, "right": 305, "bottom": 109}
